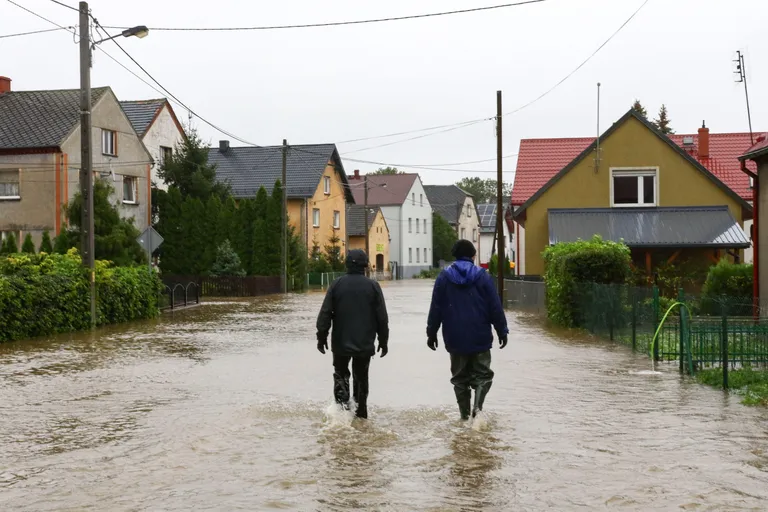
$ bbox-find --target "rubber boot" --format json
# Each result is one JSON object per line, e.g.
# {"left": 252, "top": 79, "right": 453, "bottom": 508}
{"left": 455, "top": 388, "right": 471, "bottom": 421}
{"left": 472, "top": 381, "right": 492, "bottom": 418}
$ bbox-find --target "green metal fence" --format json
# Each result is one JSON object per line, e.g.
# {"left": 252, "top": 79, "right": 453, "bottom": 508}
{"left": 306, "top": 272, "right": 346, "bottom": 288}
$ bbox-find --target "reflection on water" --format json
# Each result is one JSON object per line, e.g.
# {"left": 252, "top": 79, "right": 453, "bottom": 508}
{"left": 1, "top": 282, "right": 767, "bottom": 511}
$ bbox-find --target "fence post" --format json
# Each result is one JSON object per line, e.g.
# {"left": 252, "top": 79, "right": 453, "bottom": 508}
{"left": 653, "top": 286, "right": 660, "bottom": 361}
{"left": 721, "top": 310, "right": 729, "bottom": 390}
{"left": 631, "top": 287, "right": 637, "bottom": 351}
{"left": 678, "top": 287, "right": 686, "bottom": 374}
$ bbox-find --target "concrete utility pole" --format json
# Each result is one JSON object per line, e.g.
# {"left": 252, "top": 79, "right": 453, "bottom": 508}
{"left": 79, "top": 1, "right": 96, "bottom": 327}
{"left": 282, "top": 139, "right": 288, "bottom": 293}
{"left": 496, "top": 90, "right": 504, "bottom": 303}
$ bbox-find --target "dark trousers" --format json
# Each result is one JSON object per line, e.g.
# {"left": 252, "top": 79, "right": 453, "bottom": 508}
{"left": 450, "top": 350, "right": 494, "bottom": 419}
{"left": 333, "top": 354, "right": 372, "bottom": 418}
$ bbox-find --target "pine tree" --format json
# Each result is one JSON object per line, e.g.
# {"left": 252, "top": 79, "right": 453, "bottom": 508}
{"left": 53, "top": 232, "right": 71, "bottom": 255}
{"left": 157, "top": 129, "right": 229, "bottom": 201}
{"left": 287, "top": 225, "right": 307, "bottom": 289}
{"left": 39, "top": 230, "right": 53, "bottom": 254}
{"left": 218, "top": 196, "right": 237, "bottom": 248}
{"left": 157, "top": 187, "right": 184, "bottom": 274}
{"left": 631, "top": 99, "right": 648, "bottom": 119}
{"left": 308, "top": 238, "right": 331, "bottom": 273}
{"left": 324, "top": 230, "right": 345, "bottom": 272}
{"left": 250, "top": 187, "right": 270, "bottom": 275}
{"left": 1, "top": 232, "right": 19, "bottom": 254}
{"left": 21, "top": 233, "right": 35, "bottom": 254}
{"left": 210, "top": 239, "right": 246, "bottom": 276}
{"left": 202, "top": 195, "right": 223, "bottom": 272}
{"left": 654, "top": 104, "right": 674, "bottom": 134}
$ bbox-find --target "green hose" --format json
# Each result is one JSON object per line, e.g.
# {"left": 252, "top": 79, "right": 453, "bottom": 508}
{"left": 649, "top": 301, "right": 694, "bottom": 375}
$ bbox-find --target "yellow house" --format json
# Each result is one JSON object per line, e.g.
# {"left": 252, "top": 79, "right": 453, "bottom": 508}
{"left": 209, "top": 142, "right": 355, "bottom": 254}
{"left": 346, "top": 205, "right": 390, "bottom": 272}
{"left": 512, "top": 109, "right": 753, "bottom": 277}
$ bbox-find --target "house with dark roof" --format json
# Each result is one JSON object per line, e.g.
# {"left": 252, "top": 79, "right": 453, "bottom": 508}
{"left": 120, "top": 98, "right": 186, "bottom": 191}
{"left": 346, "top": 205, "right": 390, "bottom": 273}
{"left": 348, "top": 170, "right": 432, "bottom": 279}
{"left": 209, "top": 141, "right": 355, "bottom": 255}
{"left": 477, "top": 199, "right": 514, "bottom": 266}
{"left": 510, "top": 109, "right": 753, "bottom": 278}
{"left": 0, "top": 76, "right": 153, "bottom": 247}
{"left": 423, "top": 185, "right": 481, "bottom": 255}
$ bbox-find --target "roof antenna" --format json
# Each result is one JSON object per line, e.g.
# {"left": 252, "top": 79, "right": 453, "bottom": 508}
{"left": 594, "top": 82, "right": 601, "bottom": 174}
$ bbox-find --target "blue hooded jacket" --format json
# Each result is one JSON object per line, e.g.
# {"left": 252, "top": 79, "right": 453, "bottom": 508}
{"left": 426, "top": 258, "right": 509, "bottom": 355}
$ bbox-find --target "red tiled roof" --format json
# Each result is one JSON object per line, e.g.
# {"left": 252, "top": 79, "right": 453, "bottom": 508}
{"left": 512, "top": 132, "right": 759, "bottom": 206}
{"left": 741, "top": 134, "right": 768, "bottom": 161}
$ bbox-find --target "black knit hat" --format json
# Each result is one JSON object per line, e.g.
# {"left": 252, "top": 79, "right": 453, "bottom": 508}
{"left": 346, "top": 249, "right": 369, "bottom": 268}
{"left": 451, "top": 239, "right": 476, "bottom": 259}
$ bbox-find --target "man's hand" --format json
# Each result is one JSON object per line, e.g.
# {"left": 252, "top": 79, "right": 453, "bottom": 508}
{"left": 317, "top": 333, "right": 328, "bottom": 354}
{"left": 377, "top": 342, "right": 388, "bottom": 358}
{"left": 427, "top": 334, "right": 438, "bottom": 351}
{"left": 499, "top": 334, "right": 508, "bottom": 349}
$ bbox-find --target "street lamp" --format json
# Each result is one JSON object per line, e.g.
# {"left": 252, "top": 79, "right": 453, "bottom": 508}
{"left": 79, "top": 1, "right": 148, "bottom": 327}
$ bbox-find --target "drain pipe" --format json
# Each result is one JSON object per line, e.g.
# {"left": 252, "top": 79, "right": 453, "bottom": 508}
{"left": 742, "top": 160, "right": 758, "bottom": 316}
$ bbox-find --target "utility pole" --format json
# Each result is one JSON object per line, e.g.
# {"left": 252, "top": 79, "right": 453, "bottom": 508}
{"left": 79, "top": 1, "right": 96, "bottom": 327}
{"left": 364, "top": 174, "right": 370, "bottom": 259}
{"left": 734, "top": 51, "right": 754, "bottom": 145}
{"left": 282, "top": 139, "right": 288, "bottom": 293}
{"left": 496, "top": 90, "right": 504, "bottom": 303}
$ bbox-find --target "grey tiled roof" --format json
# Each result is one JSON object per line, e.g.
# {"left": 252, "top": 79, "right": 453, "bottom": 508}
{"left": 209, "top": 143, "right": 354, "bottom": 202}
{"left": 120, "top": 99, "right": 166, "bottom": 138}
{"left": 423, "top": 185, "right": 471, "bottom": 225}
{"left": 347, "top": 205, "right": 381, "bottom": 236}
{"left": 548, "top": 206, "right": 750, "bottom": 248}
{"left": 0, "top": 87, "right": 109, "bottom": 149}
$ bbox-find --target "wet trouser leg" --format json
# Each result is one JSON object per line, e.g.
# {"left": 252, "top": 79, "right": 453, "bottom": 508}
{"left": 333, "top": 354, "right": 352, "bottom": 409}
{"left": 351, "top": 356, "right": 371, "bottom": 419}
{"left": 470, "top": 350, "right": 494, "bottom": 416}
{"left": 450, "top": 355, "right": 473, "bottom": 420}
{"left": 451, "top": 350, "right": 494, "bottom": 419}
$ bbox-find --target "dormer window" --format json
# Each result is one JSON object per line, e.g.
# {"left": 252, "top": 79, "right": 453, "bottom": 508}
{"left": 611, "top": 168, "right": 657, "bottom": 207}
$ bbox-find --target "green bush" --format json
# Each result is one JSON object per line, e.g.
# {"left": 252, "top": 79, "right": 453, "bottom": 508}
{"left": 0, "top": 250, "right": 162, "bottom": 343}
{"left": 416, "top": 268, "right": 440, "bottom": 279}
{"left": 21, "top": 234, "right": 36, "bottom": 254}
{"left": 542, "top": 235, "right": 631, "bottom": 327}
{"left": 39, "top": 231, "right": 54, "bottom": 254}
{"left": 488, "top": 253, "right": 514, "bottom": 278}
{"left": 700, "top": 260, "right": 753, "bottom": 315}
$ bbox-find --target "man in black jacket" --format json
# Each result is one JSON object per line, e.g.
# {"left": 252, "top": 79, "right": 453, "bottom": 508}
{"left": 316, "top": 249, "right": 389, "bottom": 419}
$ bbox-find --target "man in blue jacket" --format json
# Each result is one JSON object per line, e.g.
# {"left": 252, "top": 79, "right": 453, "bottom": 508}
{"left": 426, "top": 240, "right": 509, "bottom": 420}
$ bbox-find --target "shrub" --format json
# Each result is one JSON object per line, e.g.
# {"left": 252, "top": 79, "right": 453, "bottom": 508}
{"left": 700, "top": 260, "right": 753, "bottom": 315}
{"left": 39, "top": 231, "right": 54, "bottom": 254}
{"left": 416, "top": 268, "right": 440, "bottom": 279}
{"left": 210, "top": 239, "right": 246, "bottom": 277}
{"left": 21, "top": 234, "right": 36, "bottom": 254}
{"left": 0, "top": 233, "right": 18, "bottom": 255}
{"left": 488, "top": 253, "right": 514, "bottom": 278}
{"left": 542, "top": 235, "right": 631, "bottom": 327}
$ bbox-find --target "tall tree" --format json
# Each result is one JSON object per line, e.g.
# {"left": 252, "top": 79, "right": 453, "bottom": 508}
{"left": 21, "top": 234, "right": 35, "bottom": 254}
{"left": 261, "top": 180, "right": 283, "bottom": 275}
{"left": 232, "top": 199, "right": 254, "bottom": 273}
{"left": 39, "top": 230, "right": 53, "bottom": 254}
{"left": 157, "top": 129, "right": 230, "bottom": 201}
{"left": 286, "top": 225, "right": 307, "bottom": 289}
{"left": 157, "top": 186, "right": 184, "bottom": 274}
{"left": 432, "top": 211, "right": 458, "bottom": 266}
{"left": 308, "top": 238, "right": 330, "bottom": 273}
{"left": 654, "top": 104, "right": 674, "bottom": 134}
{"left": 631, "top": 99, "right": 648, "bottom": 119}
{"left": 324, "top": 230, "right": 345, "bottom": 272}
{"left": 455, "top": 177, "right": 512, "bottom": 204}
{"left": 369, "top": 166, "right": 402, "bottom": 175}
{"left": 202, "top": 195, "right": 223, "bottom": 272}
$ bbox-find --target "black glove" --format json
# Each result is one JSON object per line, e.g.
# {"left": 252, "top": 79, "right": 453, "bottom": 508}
{"left": 427, "top": 334, "right": 438, "bottom": 351}
{"left": 377, "top": 341, "right": 388, "bottom": 358}
{"left": 499, "top": 334, "right": 508, "bottom": 349}
{"left": 317, "top": 333, "right": 328, "bottom": 354}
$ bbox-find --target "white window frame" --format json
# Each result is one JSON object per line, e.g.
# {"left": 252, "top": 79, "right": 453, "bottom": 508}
{"left": 333, "top": 210, "right": 340, "bottom": 229}
{"left": 467, "top": 204, "right": 472, "bottom": 218}
{"left": 424, "top": 219, "right": 427, "bottom": 234}
{"left": 416, "top": 219, "right": 420, "bottom": 233}
{"left": 461, "top": 228, "right": 466, "bottom": 240}
{"left": 408, "top": 218, "right": 412, "bottom": 233}
{"left": 122, "top": 175, "right": 137, "bottom": 204}
{"left": 412, "top": 193, "right": 415, "bottom": 205}
{"left": 420, "top": 194, "right": 423, "bottom": 207}
{"left": 313, "top": 209, "right": 320, "bottom": 227}
{"left": 416, "top": 248, "right": 420, "bottom": 263}
{"left": 323, "top": 176, "right": 331, "bottom": 195}
{"left": 472, "top": 229, "right": 477, "bottom": 242}
{"left": 102, "top": 129, "right": 117, "bottom": 156}
{"left": 609, "top": 167, "right": 659, "bottom": 207}
{"left": 0, "top": 168, "right": 21, "bottom": 200}
{"left": 409, "top": 248, "right": 412, "bottom": 263}
{"left": 159, "top": 146, "right": 172, "bottom": 168}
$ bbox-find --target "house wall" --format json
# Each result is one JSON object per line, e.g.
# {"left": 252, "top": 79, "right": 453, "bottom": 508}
{"left": 400, "top": 177, "right": 433, "bottom": 278}
{"left": 744, "top": 217, "right": 753, "bottom": 263}
{"left": 757, "top": 162, "right": 768, "bottom": 308}
{"left": 141, "top": 104, "right": 185, "bottom": 191}
{"left": 515, "top": 221, "right": 526, "bottom": 275}
{"left": 61, "top": 90, "right": 152, "bottom": 230}
{"left": 522, "top": 116, "right": 745, "bottom": 276}
{"left": 348, "top": 211, "right": 390, "bottom": 271}
{"left": 457, "top": 196, "right": 481, "bottom": 254}
{"left": 296, "top": 162, "right": 348, "bottom": 255}
{"left": 380, "top": 205, "right": 402, "bottom": 272}
{"left": 0, "top": 152, "right": 58, "bottom": 247}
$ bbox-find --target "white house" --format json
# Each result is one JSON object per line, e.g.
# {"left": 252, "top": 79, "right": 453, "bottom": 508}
{"left": 423, "top": 185, "right": 481, "bottom": 256}
{"left": 477, "top": 201, "right": 514, "bottom": 266}
{"left": 120, "top": 98, "right": 186, "bottom": 191}
{"left": 349, "top": 171, "right": 432, "bottom": 279}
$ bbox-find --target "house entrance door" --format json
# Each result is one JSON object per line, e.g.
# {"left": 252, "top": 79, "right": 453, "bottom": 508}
{"left": 376, "top": 254, "right": 384, "bottom": 271}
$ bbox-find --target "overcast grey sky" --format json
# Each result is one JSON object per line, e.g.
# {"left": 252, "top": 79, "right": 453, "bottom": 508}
{"left": 2, "top": 0, "right": 766, "bottom": 185}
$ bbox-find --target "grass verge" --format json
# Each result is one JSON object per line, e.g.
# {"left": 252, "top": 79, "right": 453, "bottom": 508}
{"left": 695, "top": 367, "right": 768, "bottom": 406}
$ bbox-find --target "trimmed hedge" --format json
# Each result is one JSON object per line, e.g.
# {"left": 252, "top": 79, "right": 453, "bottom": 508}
{"left": 700, "top": 260, "right": 753, "bottom": 315}
{"left": 542, "top": 235, "right": 632, "bottom": 327}
{"left": 0, "top": 250, "right": 163, "bottom": 343}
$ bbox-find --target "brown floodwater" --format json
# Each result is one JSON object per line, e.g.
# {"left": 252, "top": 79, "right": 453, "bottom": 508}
{"left": 1, "top": 280, "right": 767, "bottom": 511}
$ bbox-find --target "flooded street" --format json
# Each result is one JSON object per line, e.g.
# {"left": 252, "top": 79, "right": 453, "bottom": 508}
{"left": 1, "top": 280, "right": 767, "bottom": 511}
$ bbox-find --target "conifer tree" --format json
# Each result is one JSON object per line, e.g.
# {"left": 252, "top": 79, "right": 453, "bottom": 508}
{"left": 210, "top": 239, "right": 246, "bottom": 276}
{"left": 654, "top": 104, "right": 674, "bottom": 134}
{"left": 631, "top": 99, "right": 648, "bottom": 118}
{"left": 21, "top": 233, "right": 35, "bottom": 254}
{"left": 39, "top": 230, "right": 53, "bottom": 254}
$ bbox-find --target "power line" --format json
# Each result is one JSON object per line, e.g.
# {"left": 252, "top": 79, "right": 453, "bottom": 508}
{"left": 4, "top": 0, "right": 73, "bottom": 31}
{"left": 48, "top": 0, "right": 78, "bottom": 12}
{"left": 0, "top": 27, "right": 69, "bottom": 39}
{"left": 103, "top": 1, "right": 545, "bottom": 32}
{"left": 335, "top": 118, "right": 493, "bottom": 145}
{"left": 502, "top": 0, "right": 650, "bottom": 116}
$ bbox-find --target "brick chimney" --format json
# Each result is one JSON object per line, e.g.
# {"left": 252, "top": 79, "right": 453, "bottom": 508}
{"left": 353, "top": 169, "right": 360, "bottom": 179}
{"left": 219, "top": 140, "right": 229, "bottom": 153}
{"left": 0, "top": 76, "right": 11, "bottom": 94}
{"left": 698, "top": 121, "right": 710, "bottom": 159}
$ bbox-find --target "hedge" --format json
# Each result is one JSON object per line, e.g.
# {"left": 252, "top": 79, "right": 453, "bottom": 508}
{"left": 0, "top": 250, "right": 163, "bottom": 343}
{"left": 542, "top": 235, "right": 632, "bottom": 327}
{"left": 699, "top": 260, "right": 753, "bottom": 315}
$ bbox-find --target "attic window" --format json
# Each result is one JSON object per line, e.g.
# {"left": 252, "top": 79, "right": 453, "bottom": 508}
{"left": 611, "top": 168, "right": 657, "bottom": 207}
{"left": 102, "top": 129, "right": 117, "bottom": 156}
{"left": 324, "top": 176, "right": 331, "bottom": 195}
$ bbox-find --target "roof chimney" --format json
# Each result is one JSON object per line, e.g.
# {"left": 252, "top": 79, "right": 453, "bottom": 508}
{"left": 353, "top": 169, "right": 360, "bottom": 179}
{"left": 698, "top": 121, "right": 709, "bottom": 159}
{"left": 0, "top": 76, "right": 11, "bottom": 94}
{"left": 219, "top": 140, "right": 230, "bottom": 153}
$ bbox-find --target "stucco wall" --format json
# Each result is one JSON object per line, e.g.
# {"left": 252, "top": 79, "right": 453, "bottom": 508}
{"left": 521, "top": 116, "right": 746, "bottom": 276}
{"left": 141, "top": 104, "right": 185, "bottom": 191}
{"left": 302, "top": 162, "right": 348, "bottom": 255}
{"left": 399, "top": 177, "right": 433, "bottom": 278}
{"left": 348, "top": 210, "right": 390, "bottom": 271}
{"left": 478, "top": 222, "right": 512, "bottom": 265}
{"left": 758, "top": 163, "right": 768, "bottom": 307}
{"left": 744, "top": 218, "right": 754, "bottom": 263}
{"left": 457, "top": 196, "right": 481, "bottom": 255}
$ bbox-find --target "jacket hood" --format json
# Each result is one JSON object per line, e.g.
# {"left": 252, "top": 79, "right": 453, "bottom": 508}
{"left": 346, "top": 249, "right": 369, "bottom": 274}
{"left": 444, "top": 258, "right": 485, "bottom": 286}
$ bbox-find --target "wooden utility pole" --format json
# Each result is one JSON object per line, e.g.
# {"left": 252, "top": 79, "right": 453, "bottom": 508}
{"left": 281, "top": 139, "right": 288, "bottom": 293}
{"left": 364, "top": 175, "right": 370, "bottom": 258}
{"left": 496, "top": 90, "right": 504, "bottom": 303}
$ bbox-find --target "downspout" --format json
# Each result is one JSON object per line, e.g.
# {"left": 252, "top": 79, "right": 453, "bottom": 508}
{"left": 516, "top": 219, "right": 521, "bottom": 277}
{"left": 742, "top": 160, "right": 758, "bottom": 316}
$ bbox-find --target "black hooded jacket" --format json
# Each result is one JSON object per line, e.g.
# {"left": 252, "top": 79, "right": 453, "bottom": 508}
{"left": 316, "top": 250, "right": 389, "bottom": 356}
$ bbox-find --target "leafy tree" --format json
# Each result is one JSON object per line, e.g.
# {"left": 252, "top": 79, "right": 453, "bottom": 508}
{"left": 157, "top": 129, "right": 229, "bottom": 201}
{"left": 631, "top": 99, "right": 648, "bottom": 118}
{"left": 39, "top": 231, "right": 54, "bottom": 254}
{"left": 654, "top": 104, "right": 674, "bottom": 134}
{"left": 432, "top": 211, "right": 457, "bottom": 266}
{"left": 369, "top": 166, "right": 402, "bottom": 175}
{"left": 21, "top": 234, "right": 35, "bottom": 254}
{"left": 55, "top": 180, "right": 145, "bottom": 266}
{"left": 210, "top": 239, "right": 246, "bottom": 276}
{"left": 0, "top": 233, "right": 18, "bottom": 255}
{"left": 455, "top": 177, "right": 512, "bottom": 204}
